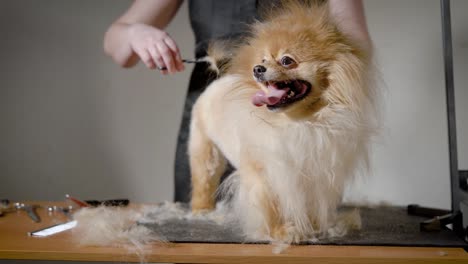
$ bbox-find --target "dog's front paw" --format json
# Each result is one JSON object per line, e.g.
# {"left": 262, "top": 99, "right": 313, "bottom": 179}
{"left": 271, "top": 224, "right": 305, "bottom": 244}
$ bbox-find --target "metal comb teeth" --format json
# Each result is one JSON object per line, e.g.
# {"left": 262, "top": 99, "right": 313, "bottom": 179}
{"left": 157, "top": 59, "right": 201, "bottom": 71}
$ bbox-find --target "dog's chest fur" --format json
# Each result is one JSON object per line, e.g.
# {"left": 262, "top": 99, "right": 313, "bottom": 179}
{"left": 196, "top": 74, "right": 357, "bottom": 174}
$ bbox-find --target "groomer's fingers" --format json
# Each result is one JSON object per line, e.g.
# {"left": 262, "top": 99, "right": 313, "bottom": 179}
{"left": 164, "top": 38, "right": 184, "bottom": 71}
{"left": 175, "top": 53, "right": 185, "bottom": 72}
{"left": 156, "top": 42, "right": 177, "bottom": 74}
{"left": 134, "top": 47, "right": 156, "bottom": 69}
{"left": 127, "top": 24, "right": 182, "bottom": 74}
{"left": 148, "top": 45, "right": 168, "bottom": 74}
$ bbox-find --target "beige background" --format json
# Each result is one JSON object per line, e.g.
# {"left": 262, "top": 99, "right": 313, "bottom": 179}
{"left": 1, "top": 0, "right": 467, "bottom": 212}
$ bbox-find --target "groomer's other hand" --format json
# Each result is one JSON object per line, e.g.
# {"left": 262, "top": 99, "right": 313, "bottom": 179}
{"left": 128, "top": 24, "right": 184, "bottom": 74}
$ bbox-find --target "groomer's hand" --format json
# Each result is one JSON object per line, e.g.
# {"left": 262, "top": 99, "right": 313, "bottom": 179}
{"left": 127, "top": 23, "right": 184, "bottom": 74}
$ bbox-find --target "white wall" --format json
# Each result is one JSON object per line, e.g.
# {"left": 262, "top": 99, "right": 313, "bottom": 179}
{"left": 0, "top": 0, "right": 466, "bottom": 210}
{"left": 345, "top": 0, "right": 467, "bottom": 209}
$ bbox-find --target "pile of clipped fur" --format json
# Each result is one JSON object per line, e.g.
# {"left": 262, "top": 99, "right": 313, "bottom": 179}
{"left": 72, "top": 201, "right": 361, "bottom": 255}
{"left": 72, "top": 205, "right": 158, "bottom": 247}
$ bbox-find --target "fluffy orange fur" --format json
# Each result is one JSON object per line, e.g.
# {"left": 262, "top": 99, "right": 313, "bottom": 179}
{"left": 189, "top": 1, "right": 377, "bottom": 243}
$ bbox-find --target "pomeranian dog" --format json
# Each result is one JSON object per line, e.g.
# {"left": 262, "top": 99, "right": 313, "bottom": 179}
{"left": 189, "top": 1, "right": 377, "bottom": 243}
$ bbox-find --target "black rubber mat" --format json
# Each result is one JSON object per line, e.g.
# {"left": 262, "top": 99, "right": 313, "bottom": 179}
{"left": 140, "top": 204, "right": 467, "bottom": 247}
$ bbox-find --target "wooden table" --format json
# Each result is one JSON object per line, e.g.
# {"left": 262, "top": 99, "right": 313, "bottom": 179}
{"left": 1, "top": 202, "right": 467, "bottom": 263}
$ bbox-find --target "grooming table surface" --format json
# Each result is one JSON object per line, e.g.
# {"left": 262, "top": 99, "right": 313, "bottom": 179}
{"left": 0, "top": 201, "right": 467, "bottom": 264}
{"left": 142, "top": 203, "right": 468, "bottom": 247}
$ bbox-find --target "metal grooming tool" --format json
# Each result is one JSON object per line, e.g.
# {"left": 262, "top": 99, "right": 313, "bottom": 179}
{"left": 65, "top": 194, "right": 89, "bottom": 207}
{"left": 85, "top": 198, "right": 129, "bottom": 207}
{"left": 0, "top": 199, "right": 9, "bottom": 216}
{"left": 47, "top": 205, "right": 73, "bottom": 220}
{"left": 14, "top": 203, "right": 41, "bottom": 223}
{"left": 0, "top": 199, "right": 9, "bottom": 208}
{"left": 157, "top": 59, "right": 202, "bottom": 71}
{"left": 28, "top": 220, "right": 77, "bottom": 237}
{"left": 66, "top": 194, "right": 130, "bottom": 208}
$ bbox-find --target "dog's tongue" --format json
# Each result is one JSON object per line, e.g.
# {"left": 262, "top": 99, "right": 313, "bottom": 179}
{"left": 252, "top": 84, "right": 288, "bottom": 106}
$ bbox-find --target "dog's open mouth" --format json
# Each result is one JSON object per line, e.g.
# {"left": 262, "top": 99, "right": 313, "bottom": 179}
{"left": 252, "top": 80, "right": 311, "bottom": 109}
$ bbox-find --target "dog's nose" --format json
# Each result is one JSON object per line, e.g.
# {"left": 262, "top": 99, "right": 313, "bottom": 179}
{"left": 253, "top": 65, "right": 267, "bottom": 78}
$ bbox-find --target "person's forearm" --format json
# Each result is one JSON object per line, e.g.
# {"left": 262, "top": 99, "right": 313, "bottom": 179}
{"left": 328, "top": 0, "right": 371, "bottom": 50}
{"left": 103, "top": 0, "right": 183, "bottom": 67}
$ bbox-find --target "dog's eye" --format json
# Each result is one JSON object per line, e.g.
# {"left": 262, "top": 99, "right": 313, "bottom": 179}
{"left": 280, "top": 56, "right": 295, "bottom": 67}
